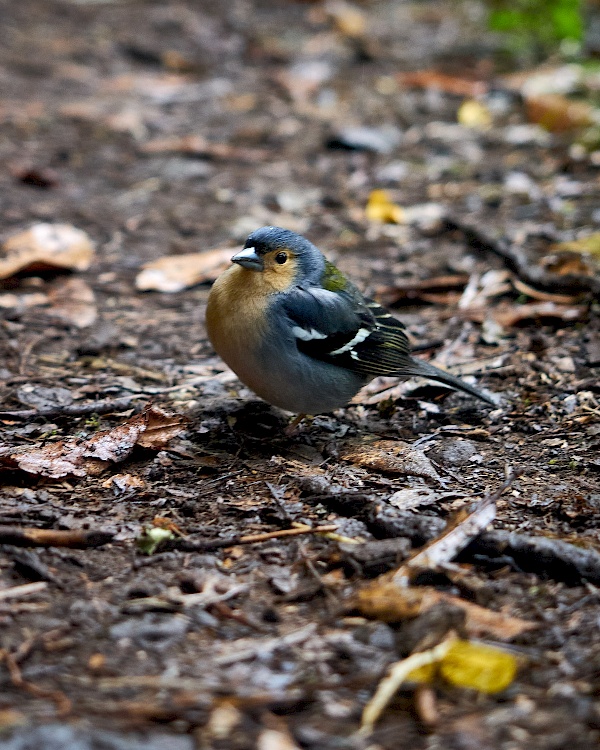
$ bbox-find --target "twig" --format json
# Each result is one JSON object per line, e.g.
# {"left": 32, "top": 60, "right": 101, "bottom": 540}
{"left": 0, "top": 527, "right": 114, "bottom": 549}
{"left": 0, "top": 582, "right": 48, "bottom": 601}
{"left": 395, "top": 493, "right": 498, "bottom": 584}
{"left": 0, "top": 395, "right": 146, "bottom": 421}
{"left": 163, "top": 524, "right": 338, "bottom": 552}
{"left": 317, "top": 480, "right": 600, "bottom": 584}
{"left": 0, "top": 647, "right": 71, "bottom": 716}
{"left": 446, "top": 215, "right": 600, "bottom": 296}
{"left": 360, "top": 639, "right": 455, "bottom": 735}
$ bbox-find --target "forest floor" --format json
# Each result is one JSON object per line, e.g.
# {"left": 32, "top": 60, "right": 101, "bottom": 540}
{"left": 0, "top": 1, "right": 599, "bottom": 748}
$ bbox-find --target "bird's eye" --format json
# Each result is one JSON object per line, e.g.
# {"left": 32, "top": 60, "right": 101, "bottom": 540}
{"left": 275, "top": 252, "right": 288, "bottom": 265}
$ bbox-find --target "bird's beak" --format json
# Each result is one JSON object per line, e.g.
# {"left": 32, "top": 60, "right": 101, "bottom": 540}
{"left": 231, "top": 247, "right": 263, "bottom": 271}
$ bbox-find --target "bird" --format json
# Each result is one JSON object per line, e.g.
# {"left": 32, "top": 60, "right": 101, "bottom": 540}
{"left": 206, "top": 226, "right": 496, "bottom": 417}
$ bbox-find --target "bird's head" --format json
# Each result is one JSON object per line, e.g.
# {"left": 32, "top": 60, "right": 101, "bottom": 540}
{"left": 231, "top": 226, "right": 324, "bottom": 291}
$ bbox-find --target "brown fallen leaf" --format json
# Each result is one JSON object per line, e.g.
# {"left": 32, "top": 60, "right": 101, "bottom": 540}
{"left": 342, "top": 439, "right": 442, "bottom": 483}
{"left": 0, "top": 405, "right": 189, "bottom": 478}
{"left": 397, "top": 70, "right": 487, "bottom": 97}
{"left": 525, "top": 94, "right": 594, "bottom": 133}
{"left": 355, "top": 580, "right": 536, "bottom": 640}
{"left": 376, "top": 275, "right": 470, "bottom": 307}
{"left": 135, "top": 248, "right": 234, "bottom": 292}
{"left": 46, "top": 277, "right": 97, "bottom": 328}
{"left": 0, "top": 224, "right": 95, "bottom": 280}
{"left": 492, "top": 301, "right": 588, "bottom": 328}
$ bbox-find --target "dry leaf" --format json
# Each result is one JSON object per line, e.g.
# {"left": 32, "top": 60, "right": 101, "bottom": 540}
{"left": 525, "top": 94, "right": 594, "bottom": 133}
{"left": 0, "top": 405, "right": 189, "bottom": 478}
{"left": 397, "top": 497, "right": 496, "bottom": 580}
{"left": 492, "top": 301, "right": 587, "bottom": 327}
{"left": 457, "top": 100, "right": 492, "bottom": 130}
{"left": 431, "top": 640, "right": 517, "bottom": 693}
{"left": 355, "top": 580, "right": 537, "bottom": 640}
{"left": 365, "top": 190, "right": 405, "bottom": 224}
{"left": 551, "top": 233, "right": 600, "bottom": 259}
{"left": 343, "top": 440, "right": 441, "bottom": 483}
{"left": 362, "top": 638, "right": 517, "bottom": 732}
{"left": 136, "top": 249, "right": 233, "bottom": 292}
{"left": 327, "top": 1, "right": 366, "bottom": 37}
{"left": 397, "top": 71, "right": 487, "bottom": 97}
{"left": 46, "top": 277, "right": 97, "bottom": 328}
{"left": 0, "top": 224, "right": 95, "bottom": 280}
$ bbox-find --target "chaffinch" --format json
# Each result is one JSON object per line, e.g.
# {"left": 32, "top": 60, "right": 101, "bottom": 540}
{"left": 206, "top": 226, "right": 495, "bottom": 416}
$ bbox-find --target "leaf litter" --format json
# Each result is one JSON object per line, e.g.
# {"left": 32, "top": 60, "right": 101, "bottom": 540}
{"left": 0, "top": 1, "right": 599, "bottom": 748}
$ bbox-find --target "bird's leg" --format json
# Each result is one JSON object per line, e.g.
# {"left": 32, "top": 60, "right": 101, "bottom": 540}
{"left": 284, "top": 413, "right": 307, "bottom": 436}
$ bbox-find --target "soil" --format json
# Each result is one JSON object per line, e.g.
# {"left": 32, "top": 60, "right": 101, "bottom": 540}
{"left": 0, "top": 1, "right": 599, "bottom": 748}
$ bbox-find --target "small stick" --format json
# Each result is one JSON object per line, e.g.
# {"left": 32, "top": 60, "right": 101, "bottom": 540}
{"left": 0, "top": 582, "right": 48, "bottom": 601}
{"left": 239, "top": 525, "right": 338, "bottom": 544}
{"left": 1, "top": 648, "right": 71, "bottom": 716}
{"left": 164, "top": 524, "right": 338, "bottom": 552}
{"left": 0, "top": 395, "right": 145, "bottom": 421}
{"left": 0, "top": 527, "right": 114, "bottom": 549}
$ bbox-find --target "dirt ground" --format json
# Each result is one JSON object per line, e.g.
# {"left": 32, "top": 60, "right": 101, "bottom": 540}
{"left": 0, "top": 1, "right": 599, "bottom": 748}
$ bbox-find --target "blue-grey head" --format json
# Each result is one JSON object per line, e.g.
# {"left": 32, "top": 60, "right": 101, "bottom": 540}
{"left": 230, "top": 226, "right": 325, "bottom": 289}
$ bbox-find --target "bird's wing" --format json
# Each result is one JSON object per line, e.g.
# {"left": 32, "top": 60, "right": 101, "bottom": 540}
{"left": 280, "top": 283, "right": 412, "bottom": 378}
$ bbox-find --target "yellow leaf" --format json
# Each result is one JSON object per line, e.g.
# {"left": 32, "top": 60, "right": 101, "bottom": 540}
{"left": 439, "top": 640, "right": 517, "bottom": 693}
{"left": 365, "top": 190, "right": 405, "bottom": 224}
{"left": 405, "top": 662, "right": 436, "bottom": 683}
{"left": 457, "top": 99, "right": 492, "bottom": 130}
{"left": 553, "top": 233, "right": 600, "bottom": 259}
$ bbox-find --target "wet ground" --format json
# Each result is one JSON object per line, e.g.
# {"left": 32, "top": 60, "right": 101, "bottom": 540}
{"left": 0, "top": 1, "right": 599, "bottom": 748}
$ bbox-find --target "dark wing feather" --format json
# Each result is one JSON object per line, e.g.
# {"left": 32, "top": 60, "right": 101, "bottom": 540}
{"left": 281, "top": 283, "right": 495, "bottom": 405}
{"left": 280, "top": 284, "right": 413, "bottom": 377}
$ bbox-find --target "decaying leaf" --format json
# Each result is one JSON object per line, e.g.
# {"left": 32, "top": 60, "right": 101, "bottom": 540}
{"left": 46, "top": 277, "right": 97, "bottom": 328}
{"left": 342, "top": 440, "right": 442, "bottom": 483}
{"left": 137, "top": 527, "right": 176, "bottom": 555}
{"left": 0, "top": 223, "right": 95, "bottom": 280}
{"left": 365, "top": 190, "right": 405, "bottom": 224}
{"left": 135, "top": 248, "right": 233, "bottom": 292}
{"left": 397, "top": 71, "right": 487, "bottom": 97}
{"left": 457, "top": 99, "right": 492, "bottom": 130}
{"left": 396, "top": 496, "right": 497, "bottom": 582}
{"left": 355, "top": 580, "right": 537, "bottom": 640}
{"left": 0, "top": 405, "right": 189, "bottom": 478}
{"left": 361, "top": 638, "right": 517, "bottom": 733}
{"left": 525, "top": 94, "right": 595, "bottom": 133}
{"left": 492, "top": 301, "right": 588, "bottom": 328}
{"left": 551, "top": 233, "right": 600, "bottom": 260}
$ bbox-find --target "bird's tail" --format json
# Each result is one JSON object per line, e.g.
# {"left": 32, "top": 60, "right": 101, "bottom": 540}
{"left": 399, "top": 357, "right": 497, "bottom": 406}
